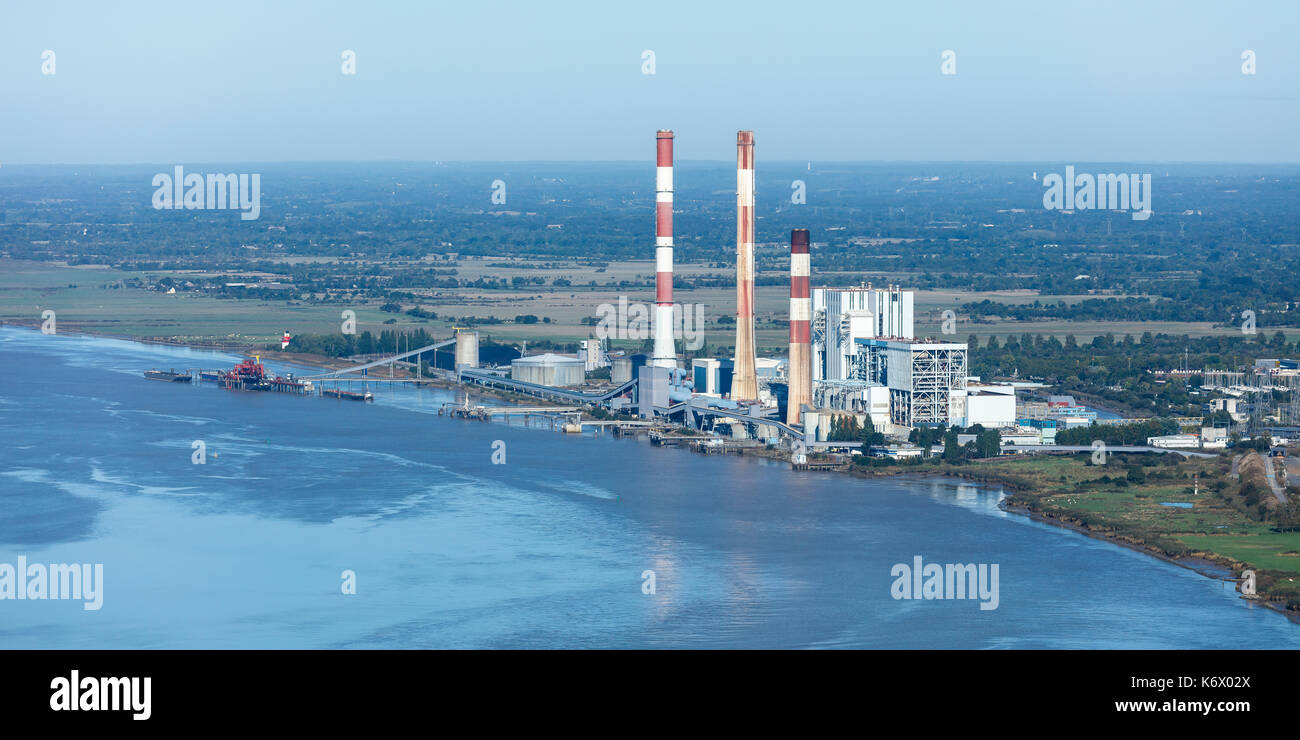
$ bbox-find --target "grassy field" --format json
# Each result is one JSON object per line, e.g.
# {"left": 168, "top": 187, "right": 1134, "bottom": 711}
{"left": 0, "top": 260, "right": 397, "bottom": 342}
{"left": 1, "top": 258, "right": 1293, "bottom": 348}
{"left": 961, "top": 453, "right": 1300, "bottom": 609}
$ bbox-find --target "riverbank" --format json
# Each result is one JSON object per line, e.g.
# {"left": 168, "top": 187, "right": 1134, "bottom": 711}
{"left": 996, "top": 498, "right": 1300, "bottom": 623}
{"left": 847, "top": 453, "right": 1300, "bottom": 620}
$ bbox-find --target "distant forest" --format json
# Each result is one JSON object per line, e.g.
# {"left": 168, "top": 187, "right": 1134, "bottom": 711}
{"left": 3, "top": 162, "right": 1299, "bottom": 328}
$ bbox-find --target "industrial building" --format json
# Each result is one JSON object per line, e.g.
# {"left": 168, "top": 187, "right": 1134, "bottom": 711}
{"left": 510, "top": 353, "right": 585, "bottom": 387}
{"left": 1147, "top": 434, "right": 1200, "bottom": 449}
{"left": 960, "top": 383, "right": 1017, "bottom": 428}
{"left": 857, "top": 339, "right": 968, "bottom": 427}
{"left": 801, "top": 284, "right": 1018, "bottom": 432}
{"left": 811, "top": 380, "right": 891, "bottom": 430}
{"left": 692, "top": 358, "right": 733, "bottom": 397}
{"left": 811, "top": 285, "right": 915, "bottom": 382}
{"left": 687, "top": 357, "right": 781, "bottom": 398}
{"left": 580, "top": 338, "right": 606, "bottom": 371}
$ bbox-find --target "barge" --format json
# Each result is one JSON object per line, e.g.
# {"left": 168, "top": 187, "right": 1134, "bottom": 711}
{"left": 197, "top": 356, "right": 313, "bottom": 395}
{"left": 321, "top": 388, "right": 373, "bottom": 402}
{"left": 144, "top": 369, "right": 192, "bottom": 383}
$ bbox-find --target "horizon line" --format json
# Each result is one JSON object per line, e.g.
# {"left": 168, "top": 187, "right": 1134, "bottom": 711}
{"left": 5, "top": 159, "right": 1300, "bottom": 168}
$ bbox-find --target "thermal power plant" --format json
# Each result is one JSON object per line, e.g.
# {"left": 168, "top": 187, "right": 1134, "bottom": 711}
{"left": 811, "top": 284, "right": 915, "bottom": 382}
{"left": 787, "top": 229, "right": 812, "bottom": 426}
{"left": 732, "top": 130, "right": 758, "bottom": 400}
{"left": 652, "top": 130, "right": 677, "bottom": 369}
{"left": 454, "top": 329, "right": 480, "bottom": 368}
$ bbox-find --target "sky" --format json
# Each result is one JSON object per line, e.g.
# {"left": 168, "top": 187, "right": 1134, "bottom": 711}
{"left": 1, "top": 0, "right": 1297, "bottom": 164}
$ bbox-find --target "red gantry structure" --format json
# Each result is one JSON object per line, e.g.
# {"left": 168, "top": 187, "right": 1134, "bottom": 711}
{"left": 732, "top": 130, "right": 758, "bottom": 401}
{"left": 787, "top": 228, "right": 811, "bottom": 426}
{"left": 652, "top": 130, "right": 676, "bottom": 369}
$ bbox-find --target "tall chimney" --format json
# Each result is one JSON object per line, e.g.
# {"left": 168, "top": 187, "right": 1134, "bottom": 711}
{"left": 732, "top": 130, "right": 758, "bottom": 400}
{"left": 652, "top": 130, "right": 676, "bottom": 368}
{"left": 787, "top": 229, "right": 811, "bottom": 426}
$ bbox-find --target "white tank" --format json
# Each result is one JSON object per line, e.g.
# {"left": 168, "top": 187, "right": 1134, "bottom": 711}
{"left": 454, "top": 331, "right": 479, "bottom": 368}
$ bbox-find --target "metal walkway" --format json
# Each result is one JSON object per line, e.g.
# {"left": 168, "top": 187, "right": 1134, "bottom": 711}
{"left": 666, "top": 401, "right": 803, "bottom": 438}
{"left": 302, "top": 338, "right": 456, "bottom": 379}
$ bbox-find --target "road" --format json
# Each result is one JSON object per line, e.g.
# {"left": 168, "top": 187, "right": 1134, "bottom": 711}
{"left": 1002, "top": 444, "right": 1217, "bottom": 459}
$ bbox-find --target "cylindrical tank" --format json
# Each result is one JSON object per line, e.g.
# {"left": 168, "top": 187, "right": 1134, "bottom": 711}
{"left": 455, "top": 331, "right": 479, "bottom": 368}
{"left": 510, "top": 353, "right": 584, "bottom": 387}
{"left": 612, "top": 358, "right": 633, "bottom": 384}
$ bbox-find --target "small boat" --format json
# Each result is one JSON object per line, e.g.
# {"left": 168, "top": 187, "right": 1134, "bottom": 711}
{"left": 144, "top": 369, "right": 191, "bottom": 383}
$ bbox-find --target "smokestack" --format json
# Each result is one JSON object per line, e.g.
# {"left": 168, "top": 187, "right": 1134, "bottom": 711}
{"left": 787, "top": 229, "right": 811, "bottom": 426}
{"left": 732, "top": 130, "right": 758, "bottom": 400}
{"left": 651, "top": 131, "right": 676, "bottom": 368}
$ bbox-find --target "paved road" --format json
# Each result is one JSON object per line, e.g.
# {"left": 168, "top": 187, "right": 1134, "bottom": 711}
{"left": 1266, "top": 457, "right": 1289, "bottom": 505}
{"left": 1002, "top": 444, "right": 1217, "bottom": 459}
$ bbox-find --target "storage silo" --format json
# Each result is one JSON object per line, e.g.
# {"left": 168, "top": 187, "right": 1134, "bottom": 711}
{"left": 510, "top": 353, "right": 584, "bottom": 387}
{"left": 612, "top": 358, "right": 634, "bottom": 384}
{"left": 454, "top": 330, "right": 479, "bottom": 368}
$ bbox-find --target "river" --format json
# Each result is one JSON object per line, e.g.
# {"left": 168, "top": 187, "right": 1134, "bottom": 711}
{"left": 1, "top": 326, "right": 1295, "bottom": 648}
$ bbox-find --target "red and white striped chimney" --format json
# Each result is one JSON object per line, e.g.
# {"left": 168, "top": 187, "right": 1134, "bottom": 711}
{"left": 787, "top": 229, "right": 811, "bottom": 426}
{"left": 652, "top": 130, "right": 676, "bottom": 368}
{"left": 732, "top": 130, "right": 758, "bottom": 400}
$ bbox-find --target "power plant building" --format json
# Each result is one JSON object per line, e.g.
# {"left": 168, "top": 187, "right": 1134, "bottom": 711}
{"left": 691, "top": 358, "right": 733, "bottom": 397}
{"left": 961, "top": 383, "right": 1017, "bottom": 428}
{"left": 812, "top": 285, "right": 915, "bottom": 382}
{"left": 857, "top": 338, "right": 968, "bottom": 427}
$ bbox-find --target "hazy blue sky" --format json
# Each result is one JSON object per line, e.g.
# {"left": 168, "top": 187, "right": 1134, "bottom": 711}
{"left": 2, "top": 0, "right": 1297, "bottom": 163}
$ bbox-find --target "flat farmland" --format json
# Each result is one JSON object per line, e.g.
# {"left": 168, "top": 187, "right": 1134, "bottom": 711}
{"left": 2, "top": 258, "right": 1294, "bottom": 349}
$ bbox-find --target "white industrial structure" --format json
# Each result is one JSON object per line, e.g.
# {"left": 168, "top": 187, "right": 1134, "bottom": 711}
{"left": 804, "top": 283, "right": 1018, "bottom": 431}
{"left": 811, "top": 285, "right": 915, "bottom": 382}
{"left": 858, "top": 338, "right": 968, "bottom": 427}
{"left": 580, "top": 338, "right": 606, "bottom": 371}
{"left": 454, "top": 330, "right": 479, "bottom": 369}
{"left": 510, "top": 353, "right": 585, "bottom": 387}
{"left": 960, "top": 383, "right": 1017, "bottom": 428}
{"left": 812, "top": 380, "right": 892, "bottom": 430}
